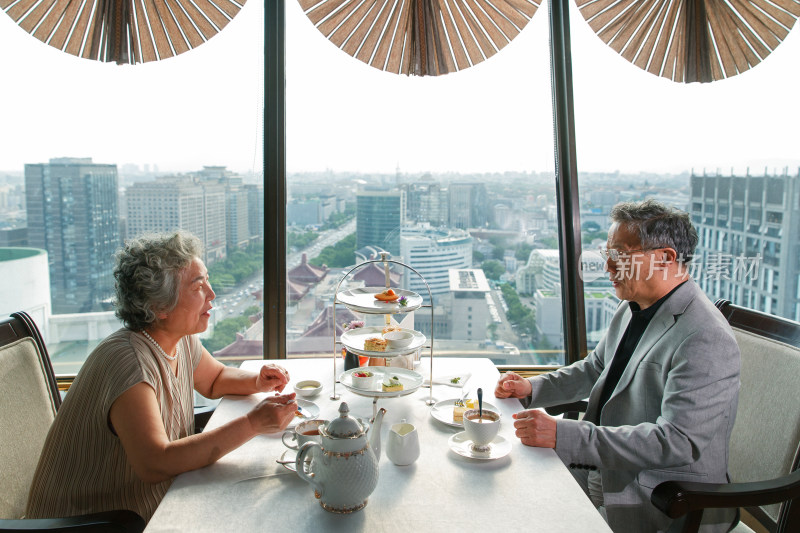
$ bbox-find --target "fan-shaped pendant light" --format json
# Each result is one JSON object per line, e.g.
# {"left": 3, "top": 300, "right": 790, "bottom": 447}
{"left": 575, "top": 0, "right": 800, "bottom": 83}
{"left": 1, "top": 0, "right": 247, "bottom": 65}
{"left": 299, "top": 0, "right": 541, "bottom": 76}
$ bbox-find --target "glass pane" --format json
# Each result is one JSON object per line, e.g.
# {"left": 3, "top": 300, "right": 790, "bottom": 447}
{"left": 285, "top": 2, "right": 563, "bottom": 366}
{"left": 0, "top": 4, "right": 265, "bottom": 373}
{"left": 571, "top": 3, "right": 800, "bottom": 329}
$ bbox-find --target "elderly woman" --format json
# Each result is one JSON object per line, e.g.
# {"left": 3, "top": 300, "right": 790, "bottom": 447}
{"left": 26, "top": 231, "right": 297, "bottom": 522}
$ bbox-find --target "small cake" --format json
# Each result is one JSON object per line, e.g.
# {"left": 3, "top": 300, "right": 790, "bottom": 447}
{"left": 364, "top": 337, "right": 387, "bottom": 352}
{"left": 382, "top": 376, "right": 404, "bottom": 392}
{"left": 382, "top": 325, "right": 402, "bottom": 335}
{"left": 453, "top": 399, "right": 476, "bottom": 423}
{"left": 374, "top": 288, "right": 400, "bottom": 302}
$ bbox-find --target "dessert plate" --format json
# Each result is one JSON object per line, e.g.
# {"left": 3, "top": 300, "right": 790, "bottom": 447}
{"left": 430, "top": 398, "right": 501, "bottom": 428}
{"left": 341, "top": 326, "right": 426, "bottom": 357}
{"left": 338, "top": 367, "right": 423, "bottom": 398}
{"left": 448, "top": 432, "right": 511, "bottom": 460}
{"left": 287, "top": 399, "right": 320, "bottom": 429}
{"left": 336, "top": 287, "right": 423, "bottom": 313}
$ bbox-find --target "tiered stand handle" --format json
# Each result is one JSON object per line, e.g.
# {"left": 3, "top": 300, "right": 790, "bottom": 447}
{"left": 331, "top": 253, "right": 435, "bottom": 407}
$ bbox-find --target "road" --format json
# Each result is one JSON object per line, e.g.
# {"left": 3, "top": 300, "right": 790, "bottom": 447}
{"left": 211, "top": 219, "right": 356, "bottom": 325}
{"left": 287, "top": 219, "right": 355, "bottom": 270}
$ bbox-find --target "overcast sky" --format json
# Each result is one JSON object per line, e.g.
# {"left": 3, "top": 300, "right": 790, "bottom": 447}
{"left": 1, "top": 1, "right": 798, "bottom": 176}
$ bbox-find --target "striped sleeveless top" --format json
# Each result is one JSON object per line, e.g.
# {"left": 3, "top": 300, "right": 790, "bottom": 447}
{"left": 25, "top": 328, "right": 202, "bottom": 522}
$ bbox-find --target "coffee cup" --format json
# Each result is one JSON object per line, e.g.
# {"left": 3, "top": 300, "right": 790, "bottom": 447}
{"left": 282, "top": 419, "right": 326, "bottom": 450}
{"left": 463, "top": 409, "right": 500, "bottom": 452}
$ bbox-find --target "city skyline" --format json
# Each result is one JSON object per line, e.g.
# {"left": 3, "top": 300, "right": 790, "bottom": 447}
{"left": 1, "top": 2, "right": 799, "bottom": 175}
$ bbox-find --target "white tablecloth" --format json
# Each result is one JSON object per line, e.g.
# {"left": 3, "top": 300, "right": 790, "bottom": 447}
{"left": 146, "top": 358, "right": 611, "bottom": 533}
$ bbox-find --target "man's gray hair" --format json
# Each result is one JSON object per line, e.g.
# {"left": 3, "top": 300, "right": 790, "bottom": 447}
{"left": 114, "top": 231, "right": 204, "bottom": 331}
{"left": 610, "top": 199, "right": 698, "bottom": 263}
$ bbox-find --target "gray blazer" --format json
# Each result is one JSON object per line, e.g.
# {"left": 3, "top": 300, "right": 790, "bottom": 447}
{"left": 525, "top": 280, "right": 740, "bottom": 532}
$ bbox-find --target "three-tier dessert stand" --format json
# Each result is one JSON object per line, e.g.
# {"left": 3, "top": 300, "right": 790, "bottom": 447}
{"left": 331, "top": 252, "right": 435, "bottom": 417}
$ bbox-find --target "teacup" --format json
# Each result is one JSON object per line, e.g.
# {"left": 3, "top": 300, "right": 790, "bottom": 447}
{"left": 463, "top": 409, "right": 500, "bottom": 452}
{"left": 282, "top": 419, "right": 326, "bottom": 450}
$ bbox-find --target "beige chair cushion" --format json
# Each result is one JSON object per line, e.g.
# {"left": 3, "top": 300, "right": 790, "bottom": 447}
{"left": 728, "top": 328, "right": 800, "bottom": 523}
{"left": 0, "top": 337, "right": 58, "bottom": 519}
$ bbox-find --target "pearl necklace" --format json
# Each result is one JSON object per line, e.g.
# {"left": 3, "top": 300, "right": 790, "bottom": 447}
{"left": 141, "top": 330, "right": 177, "bottom": 361}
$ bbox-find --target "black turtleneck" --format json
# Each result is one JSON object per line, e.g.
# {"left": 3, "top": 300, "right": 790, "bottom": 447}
{"left": 595, "top": 281, "right": 686, "bottom": 421}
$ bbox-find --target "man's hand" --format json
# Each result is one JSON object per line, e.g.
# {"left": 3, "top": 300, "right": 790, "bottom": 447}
{"left": 494, "top": 371, "right": 532, "bottom": 399}
{"left": 512, "top": 409, "right": 557, "bottom": 448}
{"left": 255, "top": 364, "right": 290, "bottom": 393}
{"left": 247, "top": 393, "right": 297, "bottom": 434}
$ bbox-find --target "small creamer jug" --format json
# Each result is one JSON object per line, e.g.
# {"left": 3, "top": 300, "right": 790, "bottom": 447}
{"left": 386, "top": 419, "right": 419, "bottom": 466}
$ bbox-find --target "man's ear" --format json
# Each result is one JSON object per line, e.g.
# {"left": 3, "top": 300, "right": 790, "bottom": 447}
{"left": 663, "top": 248, "right": 678, "bottom": 263}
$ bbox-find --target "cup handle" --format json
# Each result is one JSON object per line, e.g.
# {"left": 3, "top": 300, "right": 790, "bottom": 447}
{"left": 281, "top": 430, "right": 298, "bottom": 450}
{"left": 296, "top": 442, "right": 323, "bottom": 496}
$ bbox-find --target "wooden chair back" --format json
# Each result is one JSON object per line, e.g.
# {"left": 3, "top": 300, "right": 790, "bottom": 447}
{"left": 715, "top": 300, "right": 800, "bottom": 531}
{"left": 0, "top": 312, "right": 60, "bottom": 519}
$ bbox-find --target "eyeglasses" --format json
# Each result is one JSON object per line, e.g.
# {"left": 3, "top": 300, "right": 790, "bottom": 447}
{"left": 599, "top": 247, "right": 654, "bottom": 262}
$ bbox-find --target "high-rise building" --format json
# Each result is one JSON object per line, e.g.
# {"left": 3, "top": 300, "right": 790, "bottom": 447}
{"left": 356, "top": 189, "right": 405, "bottom": 256}
{"left": 125, "top": 176, "right": 226, "bottom": 265}
{"left": 287, "top": 194, "right": 337, "bottom": 227}
{"left": 691, "top": 171, "right": 800, "bottom": 321}
{"left": 399, "top": 224, "right": 472, "bottom": 301}
{"left": 197, "top": 167, "right": 251, "bottom": 252}
{"left": 448, "top": 268, "right": 491, "bottom": 341}
{"left": 402, "top": 179, "right": 448, "bottom": 226}
{"left": 244, "top": 184, "right": 264, "bottom": 241}
{"left": 448, "top": 182, "right": 488, "bottom": 229}
{"left": 25, "top": 157, "right": 120, "bottom": 313}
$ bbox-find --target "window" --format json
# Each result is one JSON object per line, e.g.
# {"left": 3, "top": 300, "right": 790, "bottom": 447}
{"left": 569, "top": 3, "right": 800, "bottom": 337}
{"left": 283, "top": 0, "right": 558, "bottom": 365}
{"left": 0, "top": 3, "right": 265, "bottom": 373}
{"left": 3, "top": 0, "right": 799, "bottom": 376}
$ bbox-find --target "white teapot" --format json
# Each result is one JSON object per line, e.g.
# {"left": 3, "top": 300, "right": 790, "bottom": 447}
{"left": 295, "top": 402, "right": 385, "bottom": 513}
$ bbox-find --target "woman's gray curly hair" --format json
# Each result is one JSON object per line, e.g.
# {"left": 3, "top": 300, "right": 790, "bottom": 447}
{"left": 610, "top": 199, "right": 698, "bottom": 263}
{"left": 114, "top": 231, "right": 203, "bottom": 331}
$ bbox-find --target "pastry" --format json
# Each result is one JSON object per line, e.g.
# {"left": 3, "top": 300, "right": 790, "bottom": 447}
{"left": 374, "top": 288, "right": 400, "bottom": 302}
{"left": 453, "top": 399, "right": 476, "bottom": 423}
{"left": 382, "top": 376, "right": 403, "bottom": 392}
{"left": 382, "top": 325, "right": 402, "bottom": 335}
{"left": 364, "top": 337, "right": 387, "bottom": 352}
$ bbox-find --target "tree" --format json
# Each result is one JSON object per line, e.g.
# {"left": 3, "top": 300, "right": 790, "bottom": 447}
{"left": 202, "top": 315, "right": 252, "bottom": 353}
{"left": 481, "top": 260, "right": 505, "bottom": 280}
{"left": 310, "top": 233, "right": 356, "bottom": 268}
{"left": 539, "top": 237, "right": 558, "bottom": 248}
{"left": 208, "top": 243, "right": 263, "bottom": 294}
{"left": 500, "top": 283, "right": 536, "bottom": 339}
{"left": 487, "top": 322, "right": 498, "bottom": 341}
{"left": 583, "top": 221, "right": 601, "bottom": 233}
{"left": 515, "top": 242, "right": 533, "bottom": 261}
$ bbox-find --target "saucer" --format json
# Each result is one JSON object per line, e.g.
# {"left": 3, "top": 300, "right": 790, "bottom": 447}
{"left": 448, "top": 432, "right": 511, "bottom": 460}
{"left": 430, "top": 398, "right": 501, "bottom": 428}
{"left": 278, "top": 449, "right": 313, "bottom": 473}
{"left": 287, "top": 399, "right": 320, "bottom": 429}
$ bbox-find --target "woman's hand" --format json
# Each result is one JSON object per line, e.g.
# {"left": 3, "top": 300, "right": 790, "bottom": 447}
{"left": 247, "top": 393, "right": 298, "bottom": 434}
{"left": 255, "top": 364, "right": 290, "bottom": 393}
{"left": 494, "top": 371, "right": 532, "bottom": 399}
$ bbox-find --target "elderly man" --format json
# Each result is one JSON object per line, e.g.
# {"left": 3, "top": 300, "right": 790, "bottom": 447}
{"left": 496, "top": 199, "right": 740, "bottom": 532}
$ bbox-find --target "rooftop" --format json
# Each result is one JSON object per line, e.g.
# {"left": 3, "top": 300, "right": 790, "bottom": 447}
{"left": 0, "top": 247, "right": 45, "bottom": 262}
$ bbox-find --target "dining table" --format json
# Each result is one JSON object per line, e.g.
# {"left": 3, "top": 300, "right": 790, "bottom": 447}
{"left": 145, "top": 357, "right": 612, "bottom": 532}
